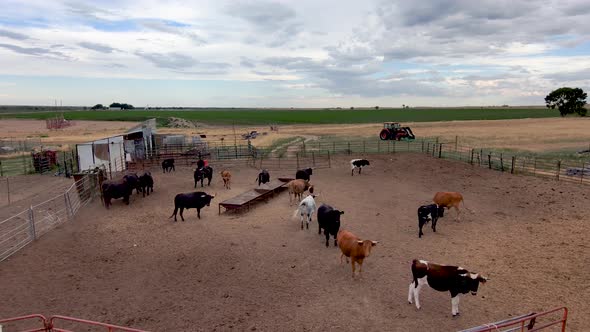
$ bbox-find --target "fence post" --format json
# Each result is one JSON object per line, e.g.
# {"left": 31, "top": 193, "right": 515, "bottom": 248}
{"left": 556, "top": 160, "right": 561, "bottom": 180}
{"left": 500, "top": 153, "right": 504, "bottom": 172}
{"left": 581, "top": 162, "right": 585, "bottom": 183}
{"left": 302, "top": 141, "right": 306, "bottom": 156}
{"left": 108, "top": 162, "right": 112, "bottom": 179}
{"left": 327, "top": 150, "right": 331, "bottom": 168}
{"left": 438, "top": 144, "right": 443, "bottom": 158}
{"left": 6, "top": 177, "right": 10, "bottom": 205}
{"left": 259, "top": 154, "right": 263, "bottom": 169}
{"left": 347, "top": 142, "right": 351, "bottom": 155}
{"left": 488, "top": 154, "right": 492, "bottom": 169}
{"left": 312, "top": 151, "right": 315, "bottom": 166}
{"left": 332, "top": 142, "right": 335, "bottom": 153}
{"left": 64, "top": 192, "right": 72, "bottom": 221}
{"left": 363, "top": 141, "right": 366, "bottom": 153}
{"left": 533, "top": 158, "right": 537, "bottom": 176}
{"left": 422, "top": 141, "right": 424, "bottom": 152}
{"left": 296, "top": 153, "right": 300, "bottom": 169}
{"left": 455, "top": 135, "right": 458, "bottom": 152}
{"left": 511, "top": 156, "right": 515, "bottom": 174}
{"left": 28, "top": 205, "right": 36, "bottom": 240}
{"left": 470, "top": 149, "right": 474, "bottom": 165}
{"left": 0, "top": 160, "right": 3, "bottom": 177}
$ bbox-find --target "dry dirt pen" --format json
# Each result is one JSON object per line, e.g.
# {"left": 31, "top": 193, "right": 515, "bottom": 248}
{"left": 0, "top": 154, "right": 588, "bottom": 331}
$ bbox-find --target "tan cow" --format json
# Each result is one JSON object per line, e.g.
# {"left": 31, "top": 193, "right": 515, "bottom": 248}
{"left": 337, "top": 230, "right": 378, "bottom": 278}
{"left": 433, "top": 192, "right": 465, "bottom": 221}
{"left": 287, "top": 179, "right": 314, "bottom": 205}
{"left": 220, "top": 170, "right": 232, "bottom": 189}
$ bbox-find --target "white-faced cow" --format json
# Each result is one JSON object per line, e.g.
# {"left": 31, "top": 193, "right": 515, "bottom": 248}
{"left": 139, "top": 172, "right": 154, "bottom": 197}
{"left": 350, "top": 159, "right": 370, "bottom": 176}
{"left": 408, "top": 259, "right": 488, "bottom": 317}
{"left": 417, "top": 204, "right": 445, "bottom": 238}
{"left": 162, "top": 158, "right": 175, "bottom": 173}
{"left": 337, "top": 230, "right": 378, "bottom": 278}
{"left": 295, "top": 168, "right": 313, "bottom": 181}
{"left": 169, "top": 191, "right": 215, "bottom": 221}
{"left": 194, "top": 166, "right": 213, "bottom": 188}
{"left": 256, "top": 169, "right": 270, "bottom": 186}
{"left": 317, "top": 204, "right": 344, "bottom": 247}
{"left": 293, "top": 194, "right": 317, "bottom": 230}
{"left": 433, "top": 192, "right": 466, "bottom": 221}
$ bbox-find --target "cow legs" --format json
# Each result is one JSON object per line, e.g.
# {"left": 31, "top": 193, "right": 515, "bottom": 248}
{"left": 324, "top": 231, "right": 330, "bottom": 247}
{"left": 179, "top": 207, "right": 185, "bottom": 221}
{"left": 350, "top": 259, "right": 356, "bottom": 278}
{"left": 454, "top": 206, "right": 460, "bottom": 221}
{"left": 418, "top": 219, "right": 425, "bottom": 238}
{"left": 300, "top": 212, "right": 304, "bottom": 230}
{"left": 451, "top": 296, "right": 460, "bottom": 316}
{"left": 432, "top": 217, "right": 437, "bottom": 232}
{"left": 197, "top": 208, "right": 201, "bottom": 219}
{"left": 411, "top": 277, "right": 428, "bottom": 309}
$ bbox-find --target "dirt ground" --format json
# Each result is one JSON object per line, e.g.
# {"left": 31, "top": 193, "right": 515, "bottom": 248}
{"left": 0, "top": 154, "right": 588, "bottom": 331}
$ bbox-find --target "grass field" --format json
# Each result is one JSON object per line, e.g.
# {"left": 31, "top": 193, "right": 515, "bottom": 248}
{"left": 0, "top": 107, "right": 560, "bottom": 125}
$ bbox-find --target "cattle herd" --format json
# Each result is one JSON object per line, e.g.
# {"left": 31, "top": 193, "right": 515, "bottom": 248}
{"left": 100, "top": 157, "right": 488, "bottom": 317}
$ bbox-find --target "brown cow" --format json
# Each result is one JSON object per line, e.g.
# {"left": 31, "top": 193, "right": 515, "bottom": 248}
{"left": 433, "top": 192, "right": 466, "bottom": 221}
{"left": 220, "top": 170, "right": 232, "bottom": 189}
{"left": 287, "top": 179, "right": 314, "bottom": 205}
{"left": 337, "top": 230, "right": 378, "bottom": 278}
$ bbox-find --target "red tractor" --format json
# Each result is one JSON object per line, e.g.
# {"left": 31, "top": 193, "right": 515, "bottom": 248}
{"left": 379, "top": 122, "right": 415, "bottom": 141}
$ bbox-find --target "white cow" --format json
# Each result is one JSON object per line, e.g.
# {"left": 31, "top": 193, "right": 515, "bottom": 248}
{"left": 293, "top": 194, "right": 317, "bottom": 230}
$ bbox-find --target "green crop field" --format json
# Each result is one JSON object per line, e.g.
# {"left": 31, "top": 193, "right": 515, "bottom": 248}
{"left": 0, "top": 107, "right": 560, "bottom": 125}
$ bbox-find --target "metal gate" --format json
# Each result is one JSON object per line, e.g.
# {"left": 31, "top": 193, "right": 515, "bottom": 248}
{"left": 0, "top": 314, "right": 149, "bottom": 332}
{"left": 460, "top": 307, "right": 568, "bottom": 332}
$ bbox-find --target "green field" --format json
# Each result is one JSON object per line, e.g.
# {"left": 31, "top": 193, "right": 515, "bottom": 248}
{"left": 0, "top": 107, "right": 560, "bottom": 125}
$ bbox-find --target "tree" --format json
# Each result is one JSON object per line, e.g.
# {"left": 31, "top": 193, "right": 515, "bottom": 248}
{"left": 545, "top": 87, "right": 587, "bottom": 117}
{"left": 110, "top": 102, "right": 122, "bottom": 108}
{"left": 91, "top": 104, "right": 104, "bottom": 110}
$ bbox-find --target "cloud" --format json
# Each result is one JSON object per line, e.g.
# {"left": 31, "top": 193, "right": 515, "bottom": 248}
{"left": 136, "top": 51, "right": 197, "bottom": 69}
{"left": 78, "top": 42, "right": 117, "bottom": 53}
{"left": 0, "top": 43, "right": 69, "bottom": 59}
{"left": 0, "top": 29, "right": 30, "bottom": 40}
{"left": 139, "top": 19, "right": 206, "bottom": 45}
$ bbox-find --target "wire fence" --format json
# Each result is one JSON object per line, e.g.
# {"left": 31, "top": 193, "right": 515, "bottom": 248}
{"left": 0, "top": 149, "right": 77, "bottom": 177}
{"left": 0, "top": 173, "right": 100, "bottom": 262}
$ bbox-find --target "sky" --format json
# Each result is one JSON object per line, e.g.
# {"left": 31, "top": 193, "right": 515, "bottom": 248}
{"left": 0, "top": 0, "right": 589, "bottom": 108}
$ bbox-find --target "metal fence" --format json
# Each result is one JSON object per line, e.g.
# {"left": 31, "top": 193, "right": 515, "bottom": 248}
{"left": 0, "top": 149, "right": 77, "bottom": 177}
{"left": 0, "top": 173, "right": 100, "bottom": 262}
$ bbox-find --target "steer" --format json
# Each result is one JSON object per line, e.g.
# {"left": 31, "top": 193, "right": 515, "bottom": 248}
{"left": 408, "top": 259, "right": 488, "bottom": 317}
{"left": 220, "top": 170, "right": 232, "bottom": 189}
{"left": 293, "top": 194, "right": 317, "bottom": 230}
{"left": 256, "top": 169, "right": 270, "bottom": 186}
{"left": 317, "top": 204, "right": 344, "bottom": 247}
{"left": 350, "top": 159, "right": 370, "bottom": 176}
{"left": 433, "top": 192, "right": 466, "bottom": 221}
{"left": 417, "top": 204, "right": 445, "bottom": 238}
{"left": 162, "top": 158, "right": 175, "bottom": 173}
{"left": 337, "top": 230, "right": 378, "bottom": 278}
{"left": 295, "top": 168, "right": 313, "bottom": 181}
{"left": 169, "top": 191, "right": 215, "bottom": 221}
{"left": 124, "top": 173, "right": 142, "bottom": 195}
{"left": 194, "top": 166, "right": 213, "bottom": 188}
{"left": 101, "top": 178, "right": 132, "bottom": 209}
{"left": 139, "top": 172, "right": 154, "bottom": 197}
{"left": 287, "top": 179, "right": 314, "bottom": 205}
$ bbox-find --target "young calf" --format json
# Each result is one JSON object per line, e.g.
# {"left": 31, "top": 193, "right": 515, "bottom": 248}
{"left": 417, "top": 204, "right": 445, "bottom": 238}
{"left": 350, "top": 159, "right": 370, "bottom": 176}
{"left": 162, "top": 158, "right": 175, "bottom": 173}
{"left": 337, "top": 230, "right": 378, "bottom": 278}
{"left": 256, "top": 169, "right": 270, "bottom": 186}
{"left": 408, "top": 259, "right": 488, "bottom": 317}
{"left": 293, "top": 194, "right": 317, "bottom": 230}
{"left": 317, "top": 204, "right": 344, "bottom": 247}
{"left": 139, "top": 172, "right": 154, "bottom": 197}
{"left": 220, "top": 170, "right": 232, "bottom": 189}
{"left": 287, "top": 179, "right": 314, "bottom": 205}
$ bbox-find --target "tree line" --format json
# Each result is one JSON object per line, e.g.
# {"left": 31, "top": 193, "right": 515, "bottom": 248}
{"left": 91, "top": 102, "right": 134, "bottom": 110}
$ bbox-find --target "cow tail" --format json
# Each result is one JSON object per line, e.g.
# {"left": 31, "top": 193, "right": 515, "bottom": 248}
{"left": 292, "top": 207, "right": 301, "bottom": 219}
{"left": 411, "top": 259, "right": 419, "bottom": 287}
{"left": 169, "top": 206, "right": 178, "bottom": 219}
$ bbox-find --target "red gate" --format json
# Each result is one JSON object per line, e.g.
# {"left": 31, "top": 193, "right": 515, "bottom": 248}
{"left": 459, "top": 307, "right": 568, "bottom": 332}
{"left": 0, "top": 314, "right": 149, "bottom": 332}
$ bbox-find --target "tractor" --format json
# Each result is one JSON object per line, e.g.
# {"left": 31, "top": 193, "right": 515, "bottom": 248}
{"left": 379, "top": 122, "right": 415, "bottom": 141}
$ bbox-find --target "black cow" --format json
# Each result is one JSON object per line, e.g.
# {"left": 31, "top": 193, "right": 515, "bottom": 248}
{"left": 197, "top": 158, "right": 205, "bottom": 169}
{"left": 102, "top": 178, "right": 132, "bottom": 209}
{"left": 317, "top": 204, "right": 344, "bottom": 247}
{"left": 409, "top": 259, "right": 488, "bottom": 317}
{"left": 417, "top": 204, "right": 445, "bottom": 238}
{"left": 139, "top": 172, "right": 154, "bottom": 197}
{"left": 296, "top": 168, "right": 313, "bottom": 181}
{"left": 350, "top": 159, "right": 370, "bottom": 176}
{"left": 257, "top": 169, "right": 270, "bottom": 186}
{"left": 162, "top": 158, "right": 175, "bottom": 173}
{"left": 124, "top": 173, "right": 142, "bottom": 195}
{"left": 194, "top": 166, "right": 213, "bottom": 188}
{"left": 169, "top": 191, "right": 215, "bottom": 221}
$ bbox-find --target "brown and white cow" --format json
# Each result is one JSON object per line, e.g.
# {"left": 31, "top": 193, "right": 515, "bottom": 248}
{"left": 433, "top": 192, "right": 466, "bottom": 221}
{"left": 220, "top": 170, "right": 232, "bottom": 189}
{"left": 287, "top": 179, "right": 314, "bottom": 205}
{"left": 408, "top": 259, "right": 488, "bottom": 317}
{"left": 337, "top": 230, "right": 378, "bottom": 278}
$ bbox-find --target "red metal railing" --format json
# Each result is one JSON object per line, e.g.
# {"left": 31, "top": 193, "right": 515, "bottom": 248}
{"left": 459, "top": 307, "right": 568, "bottom": 332}
{"left": 0, "top": 314, "right": 149, "bottom": 332}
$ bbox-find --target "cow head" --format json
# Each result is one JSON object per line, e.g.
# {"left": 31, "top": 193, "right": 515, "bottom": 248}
{"left": 305, "top": 168, "right": 313, "bottom": 175}
{"left": 331, "top": 210, "right": 344, "bottom": 222}
{"left": 356, "top": 240, "right": 379, "bottom": 256}
{"left": 437, "top": 205, "right": 445, "bottom": 218}
{"left": 458, "top": 272, "right": 488, "bottom": 295}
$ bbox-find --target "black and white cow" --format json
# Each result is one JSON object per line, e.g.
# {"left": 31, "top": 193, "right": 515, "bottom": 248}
{"left": 169, "top": 191, "right": 215, "bottom": 221}
{"left": 139, "top": 172, "right": 154, "bottom": 197}
{"left": 162, "top": 158, "right": 175, "bottom": 173}
{"left": 194, "top": 166, "right": 213, "bottom": 188}
{"left": 317, "top": 204, "right": 344, "bottom": 247}
{"left": 296, "top": 168, "right": 313, "bottom": 181}
{"left": 350, "top": 159, "right": 370, "bottom": 176}
{"left": 417, "top": 204, "right": 445, "bottom": 238}
{"left": 293, "top": 194, "right": 317, "bottom": 230}
{"left": 257, "top": 169, "right": 270, "bottom": 186}
{"left": 408, "top": 259, "right": 488, "bottom": 317}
